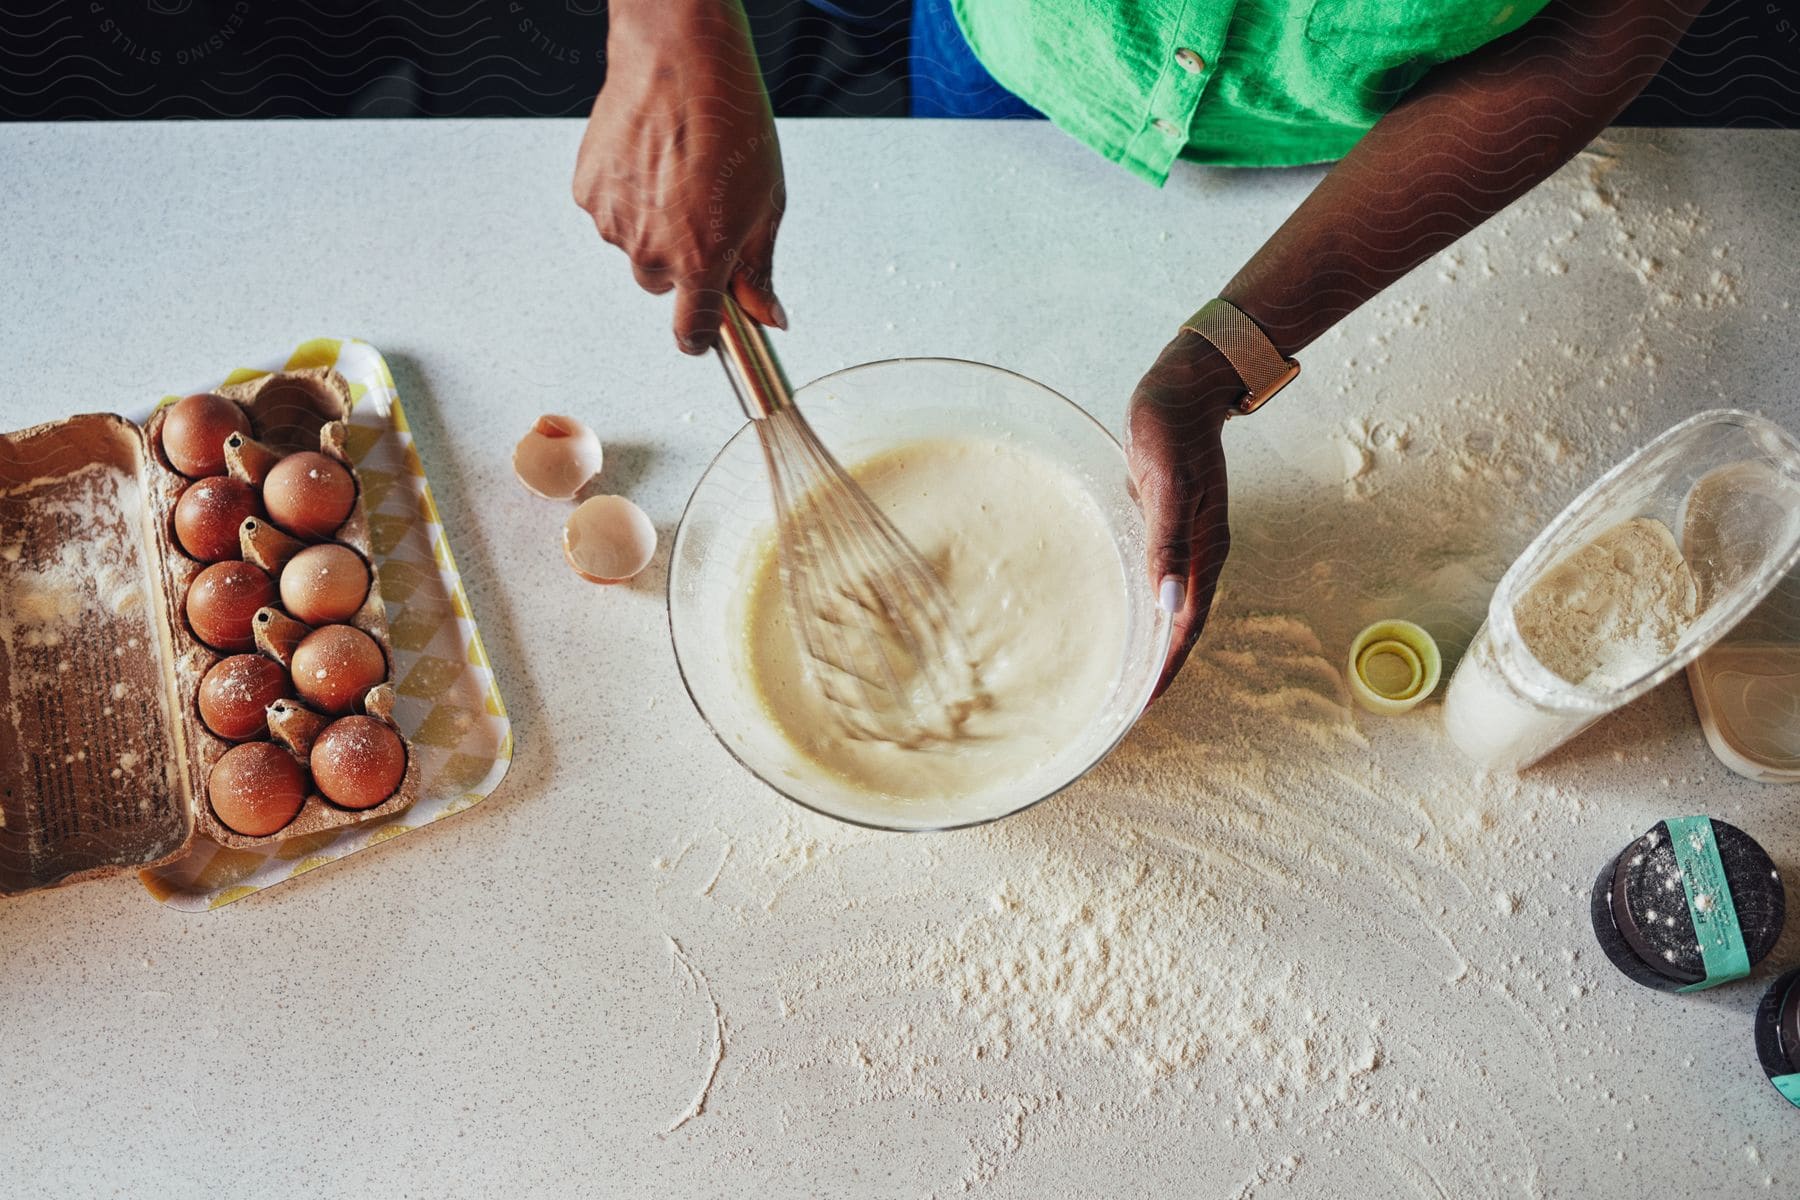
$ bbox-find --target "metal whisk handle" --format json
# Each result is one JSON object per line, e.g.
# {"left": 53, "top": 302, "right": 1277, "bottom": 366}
{"left": 715, "top": 293, "right": 793, "bottom": 421}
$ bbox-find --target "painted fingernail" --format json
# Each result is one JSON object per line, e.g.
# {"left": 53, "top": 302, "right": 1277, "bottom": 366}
{"left": 1159, "top": 575, "right": 1186, "bottom": 614}
{"left": 769, "top": 297, "right": 790, "bottom": 330}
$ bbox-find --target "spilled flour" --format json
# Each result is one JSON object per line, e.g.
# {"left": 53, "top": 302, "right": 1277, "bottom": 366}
{"left": 654, "top": 608, "right": 1588, "bottom": 1195}
{"left": 922, "top": 613, "right": 1379, "bottom": 1099}
{"left": 662, "top": 937, "right": 725, "bottom": 1135}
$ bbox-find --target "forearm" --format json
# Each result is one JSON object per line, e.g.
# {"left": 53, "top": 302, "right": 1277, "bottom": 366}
{"left": 605, "top": 0, "right": 762, "bottom": 85}
{"left": 1223, "top": 0, "right": 1705, "bottom": 356}
{"left": 580, "top": 0, "right": 785, "bottom": 346}
{"left": 609, "top": 0, "right": 748, "bottom": 33}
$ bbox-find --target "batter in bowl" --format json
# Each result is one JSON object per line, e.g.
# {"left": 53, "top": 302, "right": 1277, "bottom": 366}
{"left": 744, "top": 436, "right": 1130, "bottom": 804}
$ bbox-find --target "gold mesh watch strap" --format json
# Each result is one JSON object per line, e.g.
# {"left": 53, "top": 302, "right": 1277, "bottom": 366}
{"left": 1180, "top": 298, "right": 1301, "bottom": 416}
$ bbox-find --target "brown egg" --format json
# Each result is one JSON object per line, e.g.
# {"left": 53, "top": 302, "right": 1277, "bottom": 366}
{"left": 197, "top": 654, "right": 290, "bottom": 740}
{"left": 161, "top": 393, "right": 252, "bottom": 479}
{"left": 263, "top": 452, "right": 356, "bottom": 540}
{"left": 311, "top": 715, "right": 406, "bottom": 810}
{"left": 173, "top": 476, "right": 261, "bottom": 563}
{"left": 186, "top": 561, "right": 276, "bottom": 651}
{"left": 290, "top": 624, "right": 386, "bottom": 715}
{"left": 208, "top": 741, "right": 307, "bottom": 836}
{"left": 279, "top": 543, "right": 370, "bottom": 625}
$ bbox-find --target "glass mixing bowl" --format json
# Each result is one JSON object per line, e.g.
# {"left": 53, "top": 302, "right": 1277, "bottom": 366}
{"left": 668, "top": 357, "right": 1172, "bottom": 831}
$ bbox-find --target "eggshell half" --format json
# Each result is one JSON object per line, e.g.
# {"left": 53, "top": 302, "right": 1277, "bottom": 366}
{"left": 563, "top": 495, "right": 656, "bottom": 584}
{"left": 513, "top": 415, "right": 604, "bottom": 500}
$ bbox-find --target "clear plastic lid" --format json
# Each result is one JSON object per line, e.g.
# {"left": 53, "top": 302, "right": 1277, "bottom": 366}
{"left": 1687, "top": 536, "right": 1800, "bottom": 782}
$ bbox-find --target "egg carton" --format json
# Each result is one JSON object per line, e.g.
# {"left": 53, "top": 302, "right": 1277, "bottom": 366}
{"left": 144, "top": 369, "right": 419, "bottom": 851}
{"left": 0, "top": 372, "right": 417, "bottom": 896}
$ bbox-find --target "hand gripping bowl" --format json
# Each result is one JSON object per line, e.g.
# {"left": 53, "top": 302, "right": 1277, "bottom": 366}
{"left": 668, "top": 357, "right": 1173, "bottom": 831}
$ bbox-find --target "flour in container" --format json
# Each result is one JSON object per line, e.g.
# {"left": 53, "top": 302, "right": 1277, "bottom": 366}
{"left": 1445, "top": 518, "right": 1701, "bottom": 771}
{"left": 1516, "top": 517, "right": 1698, "bottom": 688}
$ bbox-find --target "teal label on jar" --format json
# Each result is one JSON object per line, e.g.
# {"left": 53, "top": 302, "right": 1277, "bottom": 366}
{"left": 1773, "top": 1074, "right": 1800, "bottom": 1109}
{"left": 1665, "top": 815, "right": 1751, "bottom": 992}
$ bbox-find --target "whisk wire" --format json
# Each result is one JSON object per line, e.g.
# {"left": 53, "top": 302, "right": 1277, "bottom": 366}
{"left": 763, "top": 419, "right": 912, "bottom": 736}
{"left": 797, "top": 424, "right": 974, "bottom": 704}
{"left": 718, "top": 298, "right": 982, "bottom": 747}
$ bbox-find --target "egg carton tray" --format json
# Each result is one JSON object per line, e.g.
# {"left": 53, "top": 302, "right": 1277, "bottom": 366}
{"left": 144, "top": 367, "right": 421, "bottom": 849}
{"left": 137, "top": 339, "right": 510, "bottom": 909}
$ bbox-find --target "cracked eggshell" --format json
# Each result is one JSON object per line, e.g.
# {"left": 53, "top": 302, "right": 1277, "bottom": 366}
{"left": 513, "top": 415, "right": 603, "bottom": 500}
{"left": 563, "top": 495, "right": 656, "bottom": 584}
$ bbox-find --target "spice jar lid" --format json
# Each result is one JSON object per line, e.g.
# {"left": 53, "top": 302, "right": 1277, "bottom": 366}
{"left": 1347, "top": 620, "right": 1441, "bottom": 715}
{"left": 1591, "top": 816, "right": 1785, "bottom": 992}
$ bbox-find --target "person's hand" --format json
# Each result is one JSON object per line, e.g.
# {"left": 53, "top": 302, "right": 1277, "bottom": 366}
{"left": 572, "top": 0, "right": 787, "bottom": 353}
{"left": 1125, "top": 331, "right": 1242, "bottom": 698}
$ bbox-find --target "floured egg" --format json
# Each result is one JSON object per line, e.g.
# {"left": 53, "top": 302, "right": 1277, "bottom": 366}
{"left": 513, "top": 415, "right": 603, "bottom": 499}
{"left": 187, "top": 561, "right": 276, "bottom": 651}
{"left": 162, "top": 393, "right": 252, "bottom": 479}
{"left": 208, "top": 741, "right": 306, "bottom": 837}
{"left": 174, "top": 476, "right": 262, "bottom": 563}
{"left": 280, "top": 543, "right": 370, "bottom": 625}
{"left": 290, "top": 624, "right": 386, "bottom": 715}
{"left": 564, "top": 495, "right": 656, "bottom": 584}
{"left": 198, "top": 654, "right": 290, "bottom": 740}
{"left": 311, "top": 715, "right": 407, "bottom": 810}
{"left": 263, "top": 451, "right": 356, "bottom": 540}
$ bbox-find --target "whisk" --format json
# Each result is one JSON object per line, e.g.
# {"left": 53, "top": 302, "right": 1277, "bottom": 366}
{"left": 713, "top": 294, "right": 983, "bottom": 747}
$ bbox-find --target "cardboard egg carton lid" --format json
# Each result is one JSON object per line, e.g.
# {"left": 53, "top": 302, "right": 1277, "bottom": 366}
{"left": 0, "top": 413, "right": 194, "bottom": 894}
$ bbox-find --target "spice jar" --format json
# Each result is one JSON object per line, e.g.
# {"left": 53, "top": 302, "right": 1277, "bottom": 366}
{"left": 1754, "top": 967, "right": 1800, "bottom": 1110}
{"left": 1590, "top": 816, "right": 1784, "bottom": 992}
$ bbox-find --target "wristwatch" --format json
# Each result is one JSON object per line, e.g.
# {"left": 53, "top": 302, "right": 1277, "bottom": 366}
{"left": 1180, "top": 298, "right": 1300, "bottom": 417}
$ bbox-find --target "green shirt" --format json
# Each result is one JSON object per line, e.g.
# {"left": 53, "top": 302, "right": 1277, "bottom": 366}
{"left": 952, "top": 0, "right": 1552, "bottom": 183}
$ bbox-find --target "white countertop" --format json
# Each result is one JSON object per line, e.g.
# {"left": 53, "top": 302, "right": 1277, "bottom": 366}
{"left": 2, "top": 119, "right": 1798, "bottom": 1198}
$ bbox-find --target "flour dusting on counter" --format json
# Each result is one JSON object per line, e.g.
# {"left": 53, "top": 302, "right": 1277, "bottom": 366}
{"left": 662, "top": 601, "right": 1607, "bottom": 1193}
{"left": 612, "top": 138, "right": 1800, "bottom": 1195}
{"left": 662, "top": 937, "right": 726, "bottom": 1135}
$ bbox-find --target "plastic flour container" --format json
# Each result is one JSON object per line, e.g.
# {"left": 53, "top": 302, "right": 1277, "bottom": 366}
{"left": 1444, "top": 409, "right": 1800, "bottom": 772}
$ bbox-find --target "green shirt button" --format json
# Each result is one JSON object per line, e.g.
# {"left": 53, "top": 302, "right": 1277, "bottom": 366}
{"left": 1174, "top": 48, "right": 1206, "bottom": 74}
{"left": 1153, "top": 118, "right": 1181, "bottom": 136}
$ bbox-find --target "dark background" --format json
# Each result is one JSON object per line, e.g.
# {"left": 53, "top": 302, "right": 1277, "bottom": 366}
{"left": 1, "top": 0, "right": 1795, "bottom": 125}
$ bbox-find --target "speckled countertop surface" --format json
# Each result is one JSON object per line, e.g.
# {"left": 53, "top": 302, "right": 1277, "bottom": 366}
{"left": 2, "top": 121, "right": 1798, "bottom": 1198}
